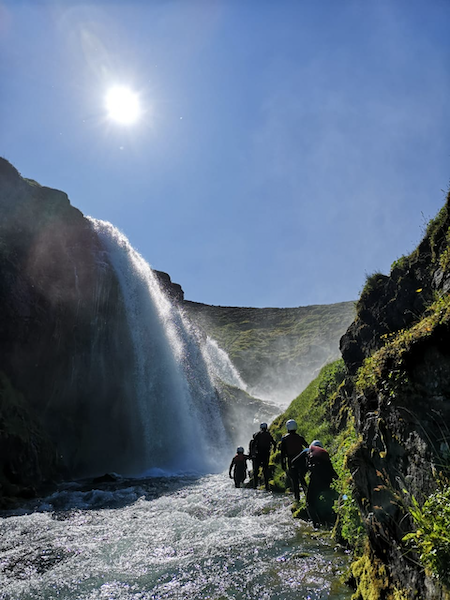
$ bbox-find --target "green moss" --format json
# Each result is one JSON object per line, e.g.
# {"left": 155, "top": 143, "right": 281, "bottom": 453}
{"left": 350, "top": 550, "right": 391, "bottom": 600}
{"left": 356, "top": 293, "right": 450, "bottom": 398}
{"left": 332, "top": 423, "right": 366, "bottom": 552}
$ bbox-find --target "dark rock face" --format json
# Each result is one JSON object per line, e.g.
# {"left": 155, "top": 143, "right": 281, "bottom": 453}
{"left": 340, "top": 197, "right": 450, "bottom": 599}
{"left": 0, "top": 158, "right": 139, "bottom": 497}
{"left": 154, "top": 270, "right": 184, "bottom": 302}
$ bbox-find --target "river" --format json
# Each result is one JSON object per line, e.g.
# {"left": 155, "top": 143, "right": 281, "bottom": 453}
{"left": 0, "top": 473, "right": 352, "bottom": 600}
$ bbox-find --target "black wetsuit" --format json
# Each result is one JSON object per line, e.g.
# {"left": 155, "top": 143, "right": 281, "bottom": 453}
{"left": 280, "top": 432, "right": 308, "bottom": 501}
{"left": 252, "top": 430, "right": 276, "bottom": 490}
{"left": 307, "top": 445, "right": 338, "bottom": 524}
{"left": 229, "top": 453, "right": 248, "bottom": 488}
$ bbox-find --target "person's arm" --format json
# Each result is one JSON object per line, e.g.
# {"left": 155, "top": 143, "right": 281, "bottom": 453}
{"left": 229, "top": 459, "right": 234, "bottom": 478}
{"left": 280, "top": 439, "right": 287, "bottom": 470}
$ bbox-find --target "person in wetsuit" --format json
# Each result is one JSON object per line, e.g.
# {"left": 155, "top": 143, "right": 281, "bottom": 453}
{"left": 229, "top": 446, "right": 249, "bottom": 488}
{"left": 251, "top": 422, "right": 277, "bottom": 491}
{"left": 306, "top": 440, "right": 338, "bottom": 526}
{"left": 280, "top": 419, "right": 308, "bottom": 501}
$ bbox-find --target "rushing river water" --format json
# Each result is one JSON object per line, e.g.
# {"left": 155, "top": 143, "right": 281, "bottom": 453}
{"left": 0, "top": 473, "right": 352, "bottom": 600}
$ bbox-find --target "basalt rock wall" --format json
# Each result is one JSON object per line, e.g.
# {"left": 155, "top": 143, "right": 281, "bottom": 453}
{"left": 339, "top": 194, "right": 450, "bottom": 598}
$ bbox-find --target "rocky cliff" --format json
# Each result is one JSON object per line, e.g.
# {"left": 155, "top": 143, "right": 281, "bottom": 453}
{"left": 0, "top": 158, "right": 141, "bottom": 501}
{"left": 338, "top": 195, "right": 450, "bottom": 598}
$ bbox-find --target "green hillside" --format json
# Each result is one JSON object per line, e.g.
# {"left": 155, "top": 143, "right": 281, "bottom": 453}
{"left": 183, "top": 300, "right": 355, "bottom": 407}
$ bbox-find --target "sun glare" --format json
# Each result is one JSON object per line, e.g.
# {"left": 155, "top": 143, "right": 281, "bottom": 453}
{"left": 105, "top": 86, "right": 141, "bottom": 125}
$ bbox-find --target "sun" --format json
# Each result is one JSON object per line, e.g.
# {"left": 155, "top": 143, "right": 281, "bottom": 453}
{"left": 105, "top": 86, "right": 141, "bottom": 125}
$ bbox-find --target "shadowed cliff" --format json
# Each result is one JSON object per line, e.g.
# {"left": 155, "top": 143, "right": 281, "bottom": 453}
{"left": 0, "top": 158, "right": 143, "bottom": 497}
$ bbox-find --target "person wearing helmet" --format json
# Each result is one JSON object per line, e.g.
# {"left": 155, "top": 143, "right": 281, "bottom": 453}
{"left": 229, "top": 446, "right": 249, "bottom": 488}
{"left": 306, "top": 441, "right": 338, "bottom": 525}
{"left": 250, "top": 422, "right": 277, "bottom": 491}
{"left": 280, "top": 419, "right": 308, "bottom": 501}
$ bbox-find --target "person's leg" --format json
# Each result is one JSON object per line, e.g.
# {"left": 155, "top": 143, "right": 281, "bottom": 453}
{"left": 253, "top": 458, "right": 261, "bottom": 488}
{"left": 307, "top": 477, "right": 321, "bottom": 526}
{"left": 288, "top": 468, "right": 300, "bottom": 501}
{"left": 261, "top": 455, "right": 270, "bottom": 490}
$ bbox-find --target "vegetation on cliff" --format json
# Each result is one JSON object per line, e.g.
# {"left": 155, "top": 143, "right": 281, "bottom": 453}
{"left": 337, "top": 191, "right": 450, "bottom": 600}
{"left": 267, "top": 359, "right": 366, "bottom": 552}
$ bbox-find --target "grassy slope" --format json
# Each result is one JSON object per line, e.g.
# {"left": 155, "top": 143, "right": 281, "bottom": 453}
{"left": 183, "top": 301, "right": 355, "bottom": 403}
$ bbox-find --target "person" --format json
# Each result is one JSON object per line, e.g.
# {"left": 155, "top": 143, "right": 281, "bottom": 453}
{"left": 306, "top": 440, "right": 338, "bottom": 526}
{"left": 291, "top": 447, "right": 309, "bottom": 495}
{"left": 248, "top": 432, "right": 257, "bottom": 486}
{"left": 251, "top": 422, "right": 277, "bottom": 491}
{"left": 280, "top": 419, "right": 308, "bottom": 501}
{"left": 229, "top": 446, "right": 249, "bottom": 488}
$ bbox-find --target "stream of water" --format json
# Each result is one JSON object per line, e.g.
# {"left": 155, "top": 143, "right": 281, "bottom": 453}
{"left": 0, "top": 474, "right": 352, "bottom": 600}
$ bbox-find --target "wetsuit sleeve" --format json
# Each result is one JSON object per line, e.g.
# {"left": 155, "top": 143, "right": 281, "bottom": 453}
{"left": 280, "top": 438, "right": 287, "bottom": 470}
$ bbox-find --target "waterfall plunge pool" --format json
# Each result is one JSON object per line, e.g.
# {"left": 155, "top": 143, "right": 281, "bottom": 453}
{"left": 0, "top": 473, "right": 352, "bottom": 600}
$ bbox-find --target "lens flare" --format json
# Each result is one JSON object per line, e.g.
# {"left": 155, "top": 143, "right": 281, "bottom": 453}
{"left": 105, "top": 86, "right": 141, "bottom": 124}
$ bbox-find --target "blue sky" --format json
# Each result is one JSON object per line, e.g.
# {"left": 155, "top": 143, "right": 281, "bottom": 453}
{"left": 1, "top": 0, "right": 449, "bottom": 308}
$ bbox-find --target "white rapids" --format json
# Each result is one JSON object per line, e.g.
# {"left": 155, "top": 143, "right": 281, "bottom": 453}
{"left": 0, "top": 474, "right": 352, "bottom": 600}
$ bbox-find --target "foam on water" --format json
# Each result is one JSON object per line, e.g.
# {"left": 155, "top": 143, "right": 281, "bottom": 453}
{"left": 0, "top": 474, "right": 352, "bottom": 600}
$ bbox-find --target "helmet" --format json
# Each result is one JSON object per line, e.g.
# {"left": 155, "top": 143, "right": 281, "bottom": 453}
{"left": 286, "top": 419, "right": 297, "bottom": 432}
{"left": 237, "top": 446, "right": 244, "bottom": 454}
{"left": 310, "top": 440, "right": 323, "bottom": 448}
{"left": 260, "top": 422, "right": 268, "bottom": 431}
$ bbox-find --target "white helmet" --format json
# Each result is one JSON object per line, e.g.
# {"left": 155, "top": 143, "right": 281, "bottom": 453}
{"left": 311, "top": 440, "right": 323, "bottom": 448}
{"left": 237, "top": 446, "right": 244, "bottom": 454}
{"left": 260, "top": 422, "right": 268, "bottom": 430}
{"left": 286, "top": 419, "right": 297, "bottom": 432}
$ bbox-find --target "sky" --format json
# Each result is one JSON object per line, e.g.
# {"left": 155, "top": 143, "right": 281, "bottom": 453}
{"left": 1, "top": 0, "right": 449, "bottom": 308}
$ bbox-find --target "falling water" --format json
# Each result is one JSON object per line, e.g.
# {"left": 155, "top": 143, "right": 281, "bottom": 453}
{"left": 89, "top": 219, "right": 229, "bottom": 476}
{"left": 201, "top": 336, "right": 248, "bottom": 390}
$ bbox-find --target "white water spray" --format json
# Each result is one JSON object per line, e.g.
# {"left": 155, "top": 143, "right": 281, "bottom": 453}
{"left": 89, "top": 219, "right": 229, "bottom": 475}
{"left": 201, "top": 336, "right": 248, "bottom": 390}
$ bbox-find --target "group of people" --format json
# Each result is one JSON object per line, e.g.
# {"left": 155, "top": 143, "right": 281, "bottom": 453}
{"left": 229, "top": 419, "right": 338, "bottom": 525}
{"left": 228, "top": 422, "right": 276, "bottom": 491}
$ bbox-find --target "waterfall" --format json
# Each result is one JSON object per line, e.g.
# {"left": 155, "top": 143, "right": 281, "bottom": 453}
{"left": 89, "top": 218, "right": 229, "bottom": 476}
{"left": 201, "top": 336, "right": 248, "bottom": 390}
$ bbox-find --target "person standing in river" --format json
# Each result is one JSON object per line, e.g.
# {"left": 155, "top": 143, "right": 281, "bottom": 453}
{"left": 229, "top": 446, "right": 249, "bottom": 488}
{"left": 251, "top": 422, "right": 277, "bottom": 491}
{"left": 306, "top": 440, "right": 338, "bottom": 525}
{"left": 280, "top": 419, "right": 308, "bottom": 502}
